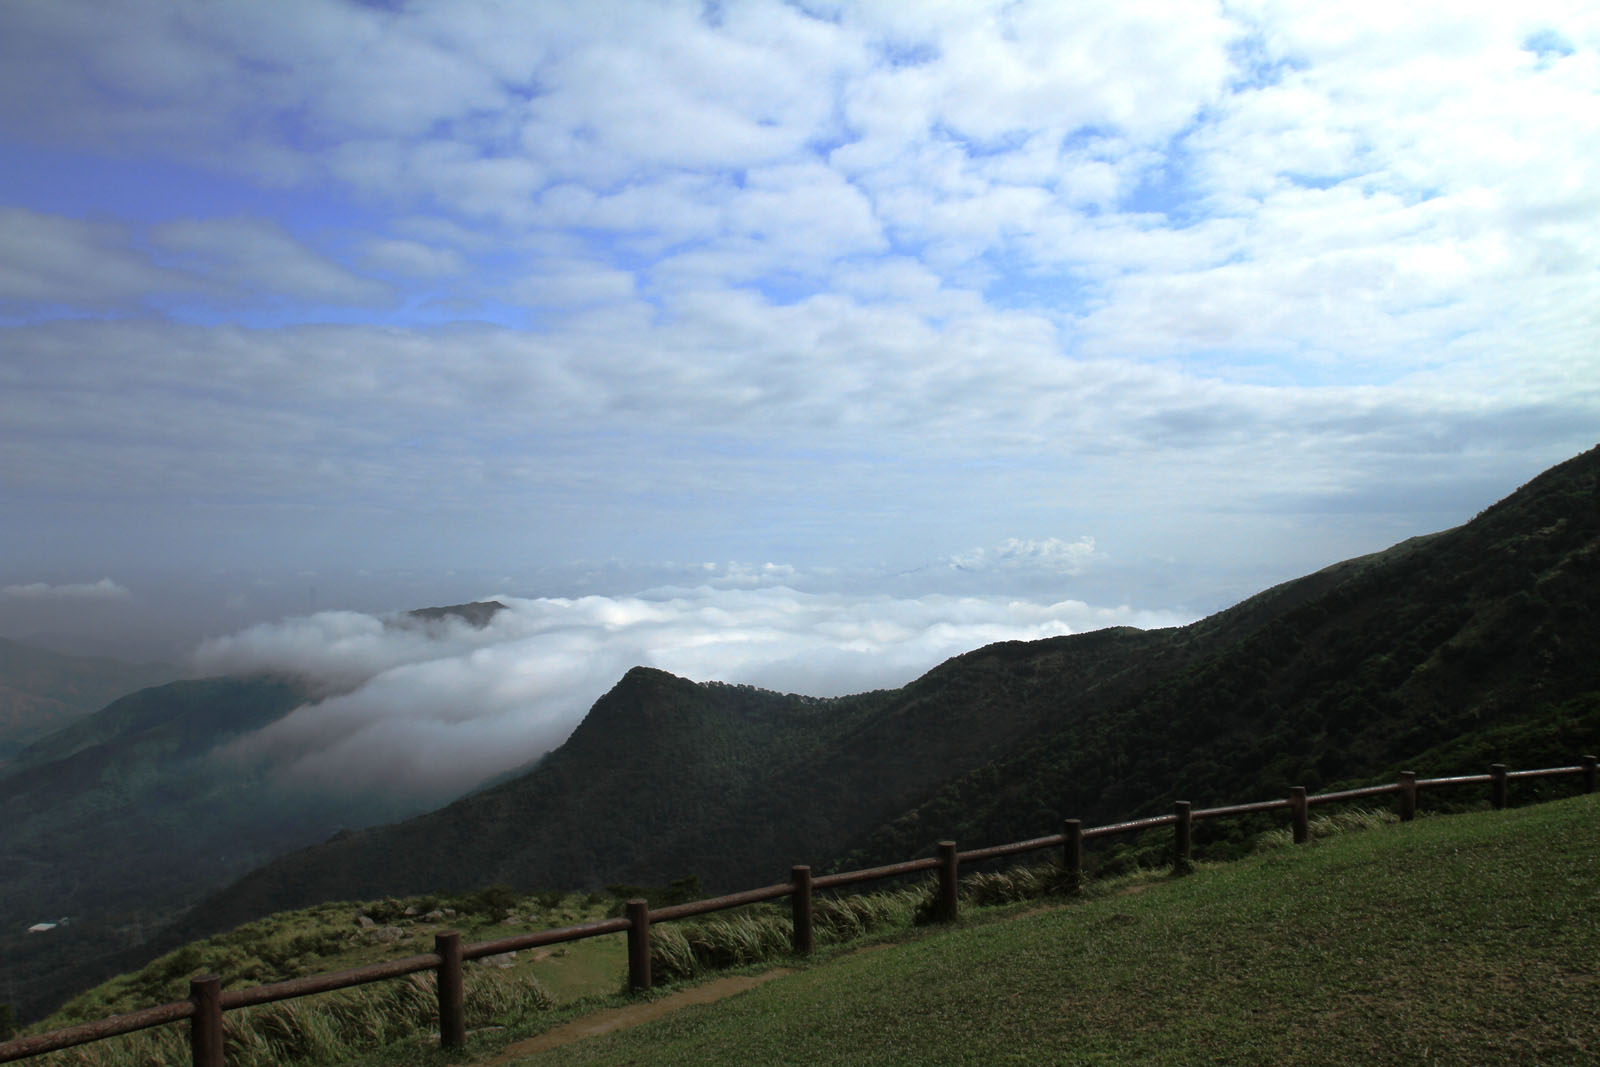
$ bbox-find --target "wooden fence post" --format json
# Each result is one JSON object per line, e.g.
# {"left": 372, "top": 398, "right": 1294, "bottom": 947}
{"left": 1173, "top": 801, "right": 1192, "bottom": 872}
{"left": 434, "top": 931, "right": 465, "bottom": 1049}
{"left": 1584, "top": 755, "right": 1597, "bottom": 794}
{"left": 791, "top": 865, "right": 813, "bottom": 956}
{"left": 1062, "top": 818, "right": 1083, "bottom": 893}
{"left": 937, "top": 841, "right": 959, "bottom": 922}
{"left": 1399, "top": 771, "right": 1417, "bottom": 822}
{"left": 1289, "top": 786, "right": 1309, "bottom": 844}
{"left": 1490, "top": 763, "right": 1508, "bottom": 810}
{"left": 188, "top": 974, "right": 223, "bottom": 1067}
{"left": 626, "top": 899, "right": 652, "bottom": 992}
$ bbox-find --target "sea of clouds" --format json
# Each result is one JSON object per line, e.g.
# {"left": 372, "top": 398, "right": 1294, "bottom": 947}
{"left": 198, "top": 585, "right": 1187, "bottom": 805}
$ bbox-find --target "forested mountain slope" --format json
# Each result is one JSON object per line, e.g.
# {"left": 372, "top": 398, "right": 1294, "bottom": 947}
{"left": 171, "top": 622, "right": 1202, "bottom": 935}
{"left": 2, "top": 676, "right": 424, "bottom": 1023}
{"left": 847, "top": 444, "right": 1600, "bottom": 863}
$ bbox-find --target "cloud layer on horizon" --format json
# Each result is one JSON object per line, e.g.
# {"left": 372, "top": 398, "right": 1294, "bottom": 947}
{"left": 2, "top": 578, "right": 131, "bottom": 602}
{"left": 204, "top": 586, "right": 1186, "bottom": 803}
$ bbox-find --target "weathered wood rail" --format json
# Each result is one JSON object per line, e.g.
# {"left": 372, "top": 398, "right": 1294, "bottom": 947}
{"left": 3, "top": 756, "right": 1594, "bottom": 1065}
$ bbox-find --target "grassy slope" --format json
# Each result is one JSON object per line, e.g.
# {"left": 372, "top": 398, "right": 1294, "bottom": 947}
{"left": 39, "top": 892, "right": 624, "bottom": 1029}
{"left": 499, "top": 794, "right": 1600, "bottom": 1067}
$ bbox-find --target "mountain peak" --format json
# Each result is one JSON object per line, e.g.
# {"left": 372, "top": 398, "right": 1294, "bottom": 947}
{"left": 581, "top": 666, "right": 702, "bottom": 726}
{"left": 399, "top": 600, "right": 507, "bottom": 629}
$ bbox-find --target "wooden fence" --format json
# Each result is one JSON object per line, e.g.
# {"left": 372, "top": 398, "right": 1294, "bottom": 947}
{"left": 2, "top": 756, "right": 1595, "bottom": 1065}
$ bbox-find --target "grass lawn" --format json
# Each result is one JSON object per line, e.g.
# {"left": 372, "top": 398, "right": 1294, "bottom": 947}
{"left": 518, "top": 932, "right": 629, "bottom": 1004}
{"left": 488, "top": 794, "right": 1599, "bottom": 1066}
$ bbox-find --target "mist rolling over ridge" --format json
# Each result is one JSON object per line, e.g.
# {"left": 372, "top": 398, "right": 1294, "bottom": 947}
{"left": 200, "top": 586, "right": 1187, "bottom": 805}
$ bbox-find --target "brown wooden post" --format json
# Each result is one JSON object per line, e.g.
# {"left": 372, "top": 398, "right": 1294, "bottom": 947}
{"left": 626, "top": 899, "right": 652, "bottom": 992}
{"left": 188, "top": 974, "right": 224, "bottom": 1067}
{"left": 1583, "top": 755, "right": 1597, "bottom": 794}
{"left": 937, "top": 841, "right": 959, "bottom": 923}
{"left": 1490, "top": 763, "right": 1508, "bottom": 810}
{"left": 1399, "top": 771, "right": 1417, "bottom": 822}
{"left": 1173, "top": 801, "right": 1192, "bottom": 872}
{"left": 1289, "top": 786, "right": 1309, "bottom": 844}
{"left": 1062, "top": 818, "right": 1083, "bottom": 893}
{"left": 790, "top": 865, "right": 813, "bottom": 956}
{"left": 435, "top": 931, "right": 466, "bottom": 1049}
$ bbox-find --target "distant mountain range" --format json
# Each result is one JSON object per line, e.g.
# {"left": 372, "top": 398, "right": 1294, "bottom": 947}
{"left": 0, "top": 639, "right": 176, "bottom": 764}
{"left": 6, "top": 445, "right": 1597, "bottom": 1022}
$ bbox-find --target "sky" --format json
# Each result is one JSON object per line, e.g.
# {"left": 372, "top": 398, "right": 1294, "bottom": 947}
{"left": 1, "top": 2, "right": 1597, "bottom": 788}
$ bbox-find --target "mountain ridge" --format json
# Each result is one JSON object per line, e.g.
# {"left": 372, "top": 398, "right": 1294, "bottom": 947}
{"left": 174, "top": 445, "right": 1599, "bottom": 948}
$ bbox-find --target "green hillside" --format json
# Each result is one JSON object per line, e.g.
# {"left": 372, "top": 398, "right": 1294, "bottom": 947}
{"left": 17, "top": 792, "right": 1596, "bottom": 1065}
{"left": 178, "top": 445, "right": 1600, "bottom": 947}
{"left": 1, "top": 679, "right": 318, "bottom": 926}
{"left": 0, "top": 638, "right": 176, "bottom": 764}
{"left": 846, "top": 444, "right": 1600, "bottom": 865}
{"left": 0, "top": 676, "right": 418, "bottom": 1023}
{"left": 1, "top": 601, "right": 518, "bottom": 1023}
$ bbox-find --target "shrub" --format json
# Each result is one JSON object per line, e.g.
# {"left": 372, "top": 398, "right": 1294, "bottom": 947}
{"left": 464, "top": 883, "right": 520, "bottom": 919}
{"left": 30, "top": 967, "right": 549, "bottom": 1066}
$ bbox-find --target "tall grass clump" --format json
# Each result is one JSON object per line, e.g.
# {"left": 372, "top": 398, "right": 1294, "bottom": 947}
{"left": 1253, "top": 807, "right": 1399, "bottom": 851}
{"left": 957, "top": 861, "right": 1079, "bottom": 908}
{"left": 814, "top": 885, "right": 923, "bottom": 939}
{"left": 29, "top": 967, "right": 549, "bottom": 1067}
{"left": 649, "top": 885, "right": 930, "bottom": 983}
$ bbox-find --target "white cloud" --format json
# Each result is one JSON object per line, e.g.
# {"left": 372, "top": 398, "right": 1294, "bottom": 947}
{"left": 947, "top": 537, "right": 1100, "bottom": 575}
{"left": 212, "top": 586, "right": 1188, "bottom": 802}
{"left": 0, "top": 209, "right": 192, "bottom": 309}
{"left": 360, "top": 239, "right": 465, "bottom": 279}
{"left": 0, "top": 209, "right": 391, "bottom": 314}
{"left": 499, "top": 260, "right": 637, "bottom": 308}
{"left": 3, "top": 578, "right": 131, "bottom": 601}
{"left": 1, "top": 0, "right": 1596, "bottom": 660}
{"left": 152, "top": 218, "right": 389, "bottom": 306}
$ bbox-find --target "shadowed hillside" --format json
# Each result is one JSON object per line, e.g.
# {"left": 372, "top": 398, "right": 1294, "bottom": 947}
{"left": 0, "top": 639, "right": 176, "bottom": 765}
{"left": 847, "top": 442, "right": 1600, "bottom": 864}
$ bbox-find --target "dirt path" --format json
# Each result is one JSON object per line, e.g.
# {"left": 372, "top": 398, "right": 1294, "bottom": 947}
{"left": 456, "top": 895, "right": 1122, "bottom": 1064}
{"left": 461, "top": 970, "right": 795, "bottom": 1065}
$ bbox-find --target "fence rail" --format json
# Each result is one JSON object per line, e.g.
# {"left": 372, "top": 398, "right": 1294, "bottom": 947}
{"left": 3, "top": 755, "right": 1595, "bottom": 1065}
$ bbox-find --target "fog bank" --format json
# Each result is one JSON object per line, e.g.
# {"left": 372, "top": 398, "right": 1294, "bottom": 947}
{"left": 207, "top": 586, "right": 1187, "bottom": 804}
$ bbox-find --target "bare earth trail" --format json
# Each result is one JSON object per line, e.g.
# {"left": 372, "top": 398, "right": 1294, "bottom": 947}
{"left": 459, "top": 970, "right": 795, "bottom": 1066}
{"left": 453, "top": 899, "right": 1091, "bottom": 1065}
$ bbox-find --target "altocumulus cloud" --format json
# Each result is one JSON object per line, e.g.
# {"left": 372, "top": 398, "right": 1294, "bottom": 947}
{"left": 206, "top": 586, "right": 1186, "bottom": 804}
